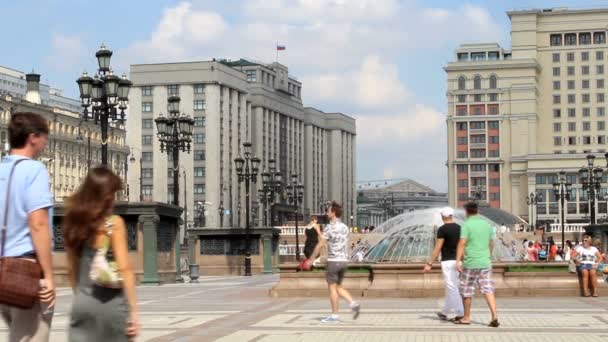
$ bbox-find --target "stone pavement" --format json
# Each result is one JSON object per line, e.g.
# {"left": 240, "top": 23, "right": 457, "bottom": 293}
{"left": 2, "top": 275, "right": 608, "bottom": 341}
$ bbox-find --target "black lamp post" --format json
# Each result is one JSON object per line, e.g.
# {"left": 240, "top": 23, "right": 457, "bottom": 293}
{"left": 218, "top": 202, "right": 225, "bottom": 228}
{"left": 379, "top": 193, "right": 394, "bottom": 222}
{"left": 76, "top": 43, "right": 132, "bottom": 166}
{"left": 260, "top": 158, "right": 283, "bottom": 226}
{"left": 128, "top": 147, "right": 143, "bottom": 201}
{"left": 553, "top": 171, "right": 572, "bottom": 250}
{"left": 155, "top": 95, "right": 193, "bottom": 283}
{"left": 579, "top": 154, "right": 608, "bottom": 225}
{"left": 525, "top": 192, "right": 542, "bottom": 229}
{"left": 234, "top": 142, "right": 260, "bottom": 276}
{"left": 287, "top": 174, "right": 304, "bottom": 261}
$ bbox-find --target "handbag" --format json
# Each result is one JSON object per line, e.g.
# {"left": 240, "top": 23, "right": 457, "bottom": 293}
{"left": 89, "top": 215, "right": 123, "bottom": 288}
{"left": 0, "top": 159, "right": 43, "bottom": 309}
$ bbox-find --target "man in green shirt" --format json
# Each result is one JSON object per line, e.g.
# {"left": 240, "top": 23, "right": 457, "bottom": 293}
{"left": 455, "top": 201, "right": 499, "bottom": 327}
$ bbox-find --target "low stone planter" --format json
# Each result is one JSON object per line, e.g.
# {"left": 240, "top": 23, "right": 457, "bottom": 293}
{"left": 269, "top": 262, "right": 581, "bottom": 298}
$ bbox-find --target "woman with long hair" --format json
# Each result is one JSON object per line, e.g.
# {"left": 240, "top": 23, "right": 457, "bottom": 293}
{"left": 573, "top": 235, "right": 603, "bottom": 297}
{"left": 63, "top": 166, "right": 139, "bottom": 341}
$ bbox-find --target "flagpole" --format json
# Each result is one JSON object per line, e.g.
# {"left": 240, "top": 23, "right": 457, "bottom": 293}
{"left": 276, "top": 42, "right": 278, "bottom": 63}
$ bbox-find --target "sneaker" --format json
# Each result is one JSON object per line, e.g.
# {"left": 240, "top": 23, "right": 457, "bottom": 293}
{"left": 321, "top": 316, "right": 340, "bottom": 323}
{"left": 351, "top": 303, "right": 361, "bottom": 320}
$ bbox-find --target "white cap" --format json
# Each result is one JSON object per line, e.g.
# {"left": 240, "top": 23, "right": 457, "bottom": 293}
{"left": 440, "top": 207, "right": 454, "bottom": 217}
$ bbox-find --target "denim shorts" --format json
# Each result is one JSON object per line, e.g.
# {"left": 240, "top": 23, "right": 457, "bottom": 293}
{"left": 580, "top": 263, "right": 595, "bottom": 271}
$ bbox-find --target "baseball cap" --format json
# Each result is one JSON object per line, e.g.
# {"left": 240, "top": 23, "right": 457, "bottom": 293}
{"left": 440, "top": 207, "right": 454, "bottom": 217}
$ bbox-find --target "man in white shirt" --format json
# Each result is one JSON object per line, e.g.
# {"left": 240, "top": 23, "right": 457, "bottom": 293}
{"left": 308, "top": 201, "right": 360, "bottom": 323}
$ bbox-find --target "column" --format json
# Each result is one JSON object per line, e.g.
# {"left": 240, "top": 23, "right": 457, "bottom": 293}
{"left": 262, "top": 234, "right": 273, "bottom": 274}
{"left": 141, "top": 214, "right": 160, "bottom": 285}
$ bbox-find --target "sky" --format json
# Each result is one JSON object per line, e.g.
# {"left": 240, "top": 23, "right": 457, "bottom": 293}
{"left": 3, "top": 0, "right": 608, "bottom": 192}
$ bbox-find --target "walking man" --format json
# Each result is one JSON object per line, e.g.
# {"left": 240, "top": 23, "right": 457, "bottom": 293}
{"left": 308, "top": 201, "right": 360, "bottom": 323}
{"left": 0, "top": 112, "right": 55, "bottom": 341}
{"left": 455, "top": 201, "right": 499, "bottom": 327}
{"left": 424, "top": 207, "right": 463, "bottom": 321}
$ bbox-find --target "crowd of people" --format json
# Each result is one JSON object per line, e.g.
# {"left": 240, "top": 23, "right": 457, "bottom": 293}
{"left": 0, "top": 112, "right": 138, "bottom": 341}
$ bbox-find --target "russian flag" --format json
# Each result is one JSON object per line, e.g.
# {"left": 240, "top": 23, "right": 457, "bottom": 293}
{"left": 276, "top": 45, "right": 286, "bottom": 51}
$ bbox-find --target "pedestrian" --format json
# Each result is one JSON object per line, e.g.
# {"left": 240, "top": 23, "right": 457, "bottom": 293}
{"left": 306, "top": 201, "right": 360, "bottom": 323}
{"left": 63, "top": 166, "right": 139, "bottom": 341}
{"left": 549, "top": 238, "right": 558, "bottom": 262}
{"left": 572, "top": 235, "right": 602, "bottom": 297}
{"left": 423, "top": 207, "right": 464, "bottom": 321}
{"left": 0, "top": 112, "right": 55, "bottom": 342}
{"left": 455, "top": 201, "right": 499, "bottom": 327}
{"left": 526, "top": 241, "right": 538, "bottom": 261}
{"left": 538, "top": 244, "right": 548, "bottom": 261}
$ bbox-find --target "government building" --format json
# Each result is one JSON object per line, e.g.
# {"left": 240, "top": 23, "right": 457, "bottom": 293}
{"left": 127, "top": 59, "right": 356, "bottom": 229}
{"left": 446, "top": 7, "right": 608, "bottom": 224}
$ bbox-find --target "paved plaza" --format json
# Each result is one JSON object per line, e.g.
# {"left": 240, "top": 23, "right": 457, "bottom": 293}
{"left": 2, "top": 275, "right": 608, "bottom": 341}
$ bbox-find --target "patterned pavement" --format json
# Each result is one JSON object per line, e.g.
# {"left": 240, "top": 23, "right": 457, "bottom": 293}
{"left": 1, "top": 275, "right": 608, "bottom": 341}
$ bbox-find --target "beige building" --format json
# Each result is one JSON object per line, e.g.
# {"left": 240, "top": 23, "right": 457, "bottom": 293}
{"left": 127, "top": 59, "right": 356, "bottom": 229}
{"left": 0, "top": 72, "right": 129, "bottom": 202}
{"left": 446, "top": 7, "right": 608, "bottom": 224}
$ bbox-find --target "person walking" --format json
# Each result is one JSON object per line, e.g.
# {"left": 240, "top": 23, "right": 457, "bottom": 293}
{"left": 307, "top": 201, "right": 360, "bottom": 323}
{"left": 455, "top": 201, "right": 499, "bottom": 327}
{"left": 0, "top": 112, "right": 55, "bottom": 342}
{"left": 63, "top": 167, "right": 139, "bottom": 341}
{"left": 572, "top": 235, "right": 602, "bottom": 297}
{"left": 423, "top": 207, "right": 464, "bottom": 321}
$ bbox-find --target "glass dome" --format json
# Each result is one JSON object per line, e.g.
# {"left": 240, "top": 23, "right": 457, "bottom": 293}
{"left": 357, "top": 207, "right": 524, "bottom": 263}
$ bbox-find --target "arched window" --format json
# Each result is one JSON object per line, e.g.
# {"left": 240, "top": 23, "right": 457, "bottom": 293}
{"left": 474, "top": 75, "right": 482, "bottom": 90}
{"left": 489, "top": 75, "right": 497, "bottom": 89}
{"left": 457, "top": 76, "right": 466, "bottom": 90}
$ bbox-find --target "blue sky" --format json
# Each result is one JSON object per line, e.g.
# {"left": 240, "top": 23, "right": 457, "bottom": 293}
{"left": 3, "top": 0, "right": 608, "bottom": 191}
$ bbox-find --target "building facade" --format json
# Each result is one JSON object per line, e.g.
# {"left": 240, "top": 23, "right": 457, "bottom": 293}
{"left": 0, "top": 73, "right": 129, "bottom": 201}
{"left": 127, "top": 59, "right": 356, "bottom": 229}
{"left": 446, "top": 7, "right": 608, "bottom": 223}
{"left": 356, "top": 179, "right": 447, "bottom": 227}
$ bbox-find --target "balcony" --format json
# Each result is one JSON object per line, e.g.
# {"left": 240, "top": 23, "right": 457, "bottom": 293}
{"left": 470, "top": 129, "right": 486, "bottom": 135}
{"left": 470, "top": 143, "right": 486, "bottom": 149}
{"left": 470, "top": 171, "right": 486, "bottom": 177}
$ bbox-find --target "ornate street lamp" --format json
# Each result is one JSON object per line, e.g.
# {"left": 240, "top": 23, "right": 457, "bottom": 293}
{"left": 234, "top": 142, "right": 260, "bottom": 276}
{"left": 259, "top": 158, "right": 283, "bottom": 226}
{"left": 155, "top": 95, "right": 194, "bottom": 283}
{"left": 287, "top": 174, "right": 304, "bottom": 261}
{"left": 579, "top": 154, "right": 608, "bottom": 225}
{"left": 553, "top": 171, "right": 572, "bottom": 250}
{"left": 76, "top": 43, "right": 132, "bottom": 166}
{"left": 218, "top": 202, "right": 225, "bottom": 228}
{"left": 525, "top": 192, "right": 543, "bottom": 229}
{"left": 128, "top": 147, "right": 143, "bottom": 201}
{"left": 379, "top": 193, "right": 394, "bottom": 222}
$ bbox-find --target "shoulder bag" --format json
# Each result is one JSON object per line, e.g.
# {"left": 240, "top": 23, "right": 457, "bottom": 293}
{"left": 0, "top": 159, "right": 43, "bottom": 309}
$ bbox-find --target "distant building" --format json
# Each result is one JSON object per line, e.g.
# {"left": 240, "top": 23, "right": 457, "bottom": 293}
{"left": 356, "top": 179, "right": 448, "bottom": 227}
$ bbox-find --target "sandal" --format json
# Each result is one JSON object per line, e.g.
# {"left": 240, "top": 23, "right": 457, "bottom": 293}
{"left": 488, "top": 319, "right": 500, "bottom": 328}
{"left": 453, "top": 319, "right": 471, "bottom": 325}
{"left": 436, "top": 312, "right": 448, "bottom": 321}
{"left": 450, "top": 316, "right": 464, "bottom": 322}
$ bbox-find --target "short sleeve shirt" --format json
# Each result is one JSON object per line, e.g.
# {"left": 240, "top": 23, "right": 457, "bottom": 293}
{"left": 436, "top": 223, "right": 460, "bottom": 261}
{"left": 322, "top": 219, "right": 349, "bottom": 261}
{"left": 460, "top": 215, "right": 495, "bottom": 269}
{"left": 0, "top": 155, "right": 53, "bottom": 257}
{"left": 579, "top": 246, "right": 599, "bottom": 264}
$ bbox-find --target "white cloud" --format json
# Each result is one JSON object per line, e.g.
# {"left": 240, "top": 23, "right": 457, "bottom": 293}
{"left": 45, "top": 34, "right": 85, "bottom": 72}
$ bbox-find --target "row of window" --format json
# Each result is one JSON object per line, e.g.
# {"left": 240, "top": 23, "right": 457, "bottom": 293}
{"left": 553, "top": 79, "right": 604, "bottom": 90}
{"left": 457, "top": 75, "right": 497, "bottom": 90}
{"left": 552, "top": 65, "right": 605, "bottom": 77}
{"left": 553, "top": 121, "right": 606, "bottom": 132}
{"left": 142, "top": 100, "right": 206, "bottom": 113}
{"left": 456, "top": 150, "right": 499, "bottom": 158}
{"left": 553, "top": 136, "right": 607, "bottom": 146}
{"left": 550, "top": 32, "right": 606, "bottom": 46}
{"left": 458, "top": 178, "right": 500, "bottom": 187}
{"left": 457, "top": 192, "right": 500, "bottom": 201}
{"left": 456, "top": 93, "right": 499, "bottom": 103}
{"left": 140, "top": 150, "right": 206, "bottom": 161}
{"left": 141, "top": 167, "right": 207, "bottom": 178}
{"left": 553, "top": 93, "right": 605, "bottom": 104}
{"left": 141, "top": 184, "right": 206, "bottom": 195}
{"left": 457, "top": 135, "right": 500, "bottom": 144}
{"left": 141, "top": 84, "right": 206, "bottom": 97}
{"left": 554, "top": 107, "right": 605, "bottom": 118}
{"left": 553, "top": 51, "right": 604, "bottom": 63}
{"left": 456, "top": 164, "right": 500, "bottom": 172}
{"left": 456, "top": 121, "right": 499, "bottom": 130}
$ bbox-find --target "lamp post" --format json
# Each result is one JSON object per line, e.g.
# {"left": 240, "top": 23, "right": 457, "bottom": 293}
{"left": 155, "top": 95, "right": 194, "bottom": 283}
{"left": 128, "top": 147, "right": 143, "bottom": 201}
{"left": 579, "top": 154, "right": 608, "bottom": 225}
{"left": 76, "top": 122, "right": 92, "bottom": 173}
{"left": 234, "top": 142, "right": 260, "bottom": 276}
{"left": 76, "top": 43, "right": 132, "bottom": 166}
{"left": 379, "top": 193, "right": 394, "bottom": 222}
{"left": 525, "top": 192, "right": 542, "bottom": 229}
{"left": 260, "top": 158, "right": 283, "bottom": 226}
{"left": 287, "top": 174, "right": 304, "bottom": 262}
{"left": 218, "top": 202, "right": 225, "bottom": 228}
{"left": 553, "top": 171, "right": 572, "bottom": 250}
